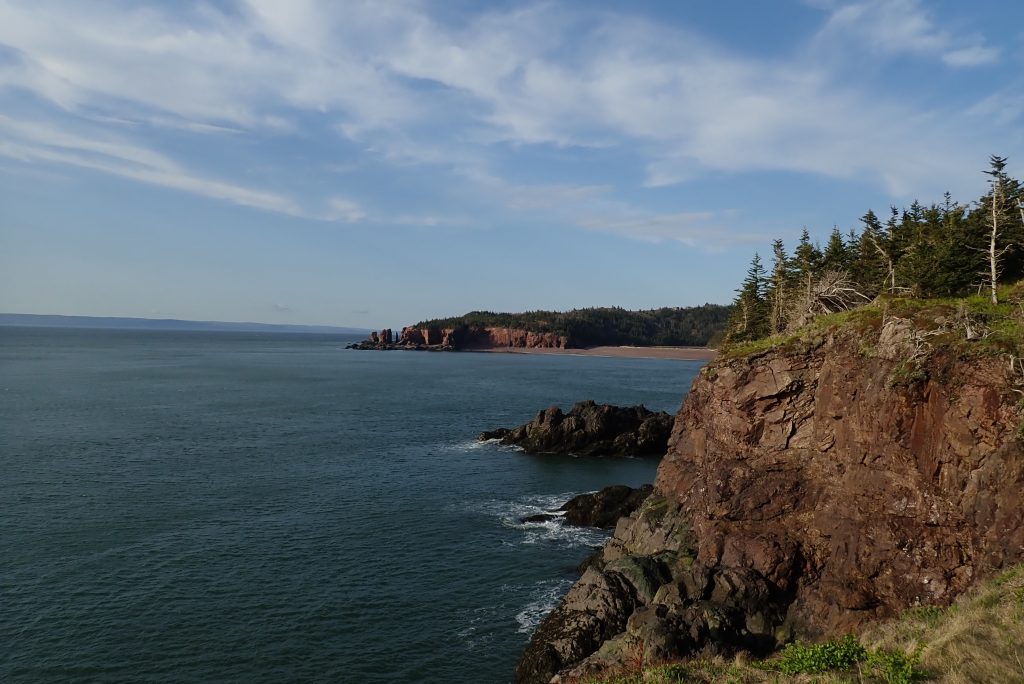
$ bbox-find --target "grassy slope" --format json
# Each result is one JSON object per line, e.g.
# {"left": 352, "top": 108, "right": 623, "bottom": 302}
{"left": 719, "top": 283, "right": 1024, "bottom": 363}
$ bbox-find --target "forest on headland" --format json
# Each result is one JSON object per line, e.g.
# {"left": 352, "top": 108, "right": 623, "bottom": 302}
{"left": 726, "top": 155, "right": 1024, "bottom": 344}
{"left": 415, "top": 304, "right": 731, "bottom": 348}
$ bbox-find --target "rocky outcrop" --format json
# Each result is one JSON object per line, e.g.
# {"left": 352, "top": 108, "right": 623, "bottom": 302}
{"left": 523, "top": 485, "right": 654, "bottom": 528}
{"left": 480, "top": 401, "right": 673, "bottom": 457}
{"left": 399, "top": 326, "right": 570, "bottom": 350}
{"left": 346, "top": 328, "right": 397, "bottom": 350}
{"left": 561, "top": 485, "right": 654, "bottom": 528}
{"left": 516, "top": 317, "right": 1024, "bottom": 683}
{"left": 350, "top": 325, "right": 572, "bottom": 351}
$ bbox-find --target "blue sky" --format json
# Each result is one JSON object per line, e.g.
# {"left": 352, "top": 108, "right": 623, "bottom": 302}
{"left": 1, "top": 0, "right": 1022, "bottom": 328}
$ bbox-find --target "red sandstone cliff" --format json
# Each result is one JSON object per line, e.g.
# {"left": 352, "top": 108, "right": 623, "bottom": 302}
{"left": 398, "top": 326, "right": 570, "bottom": 349}
{"left": 516, "top": 315, "right": 1024, "bottom": 683}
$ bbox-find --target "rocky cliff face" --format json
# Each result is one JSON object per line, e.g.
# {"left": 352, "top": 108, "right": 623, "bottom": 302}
{"left": 350, "top": 326, "right": 571, "bottom": 351}
{"left": 516, "top": 317, "right": 1024, "bottom": 683}
{"left": 399, "top": 326, "right": 570, "bottom": 350}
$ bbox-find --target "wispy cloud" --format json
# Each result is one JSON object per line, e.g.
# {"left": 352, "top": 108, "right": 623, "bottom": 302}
{"left": 577, "top": 209, "right": 763, "bottom": 248}
{"left": 0, "top": 0, "right": 1017, "bottom": 241}
{"left": 815, "top": 0, "right": 999, "bottom": 67}
{"left": 942, "top": 46, "right": 1000, "bottom": 68}
{"left": 323, "top": 196, "right": 366, "bottom": 223}
{"left": 0, "top": 115, "right": 303, "bottom": 215}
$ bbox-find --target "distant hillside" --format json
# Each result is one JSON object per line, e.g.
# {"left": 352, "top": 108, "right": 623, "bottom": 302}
{"left": 415, "top": 305, "right": 731, "bottom": 347}
{"left": 0, "top": 313, "right": 369, "bottom": 335}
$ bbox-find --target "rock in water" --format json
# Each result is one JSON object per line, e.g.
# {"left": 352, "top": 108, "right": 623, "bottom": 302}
{"left": 560, "top": 485, "right": 654, "bottom": 528}
{"left": 519, "top": 485, "right": 654, "bottom": 528}
{"left": 480, "top": 401, "right": 673, "bottom": 457}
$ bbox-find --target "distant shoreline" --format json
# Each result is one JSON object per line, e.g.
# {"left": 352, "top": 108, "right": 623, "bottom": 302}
{"left": 0, "top": 313, "right": 369, "bottom": 335}
{"left": 471, "top": 345, "right": 717, "bottom": 361}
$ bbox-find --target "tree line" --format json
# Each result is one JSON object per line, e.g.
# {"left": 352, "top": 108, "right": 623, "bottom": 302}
{"left": 416, "top": 304, "right": 732, "bottom": 347}
{"left": 727, "top": 156, "right": 1024, "bottom": 343}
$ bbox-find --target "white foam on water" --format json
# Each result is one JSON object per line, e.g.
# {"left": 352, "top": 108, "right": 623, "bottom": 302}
{"left": 514, "top": 578, "right": 575, "bottom": 634}
{"left": 455, "top": 611, "right": 497, "bottom": 650}
{"left": 438, "top": 437, "right": 526, "bottom": 454}
{"left": 439, "top": 438, "right": 492, "bottom": 453}
{"left": 473, "top": 491, "right": 608, "bottom": 549}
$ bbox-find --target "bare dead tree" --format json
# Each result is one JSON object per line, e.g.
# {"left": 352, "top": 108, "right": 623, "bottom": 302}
{"left": 982, "top": 155, "right": 1016, "bottom": 305}
{"left": 952, "top": 301, "right": 989, "bottom": 340}
{"left": 787, "top": 270, "right": 871, "bottom": 330}
{"left": 865, "top": 230, "right": 901, "bottom": 295}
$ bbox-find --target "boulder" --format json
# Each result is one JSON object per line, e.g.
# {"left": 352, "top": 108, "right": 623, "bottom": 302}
{"left": 560, "top": 485, "right": 654, "bottom": 528}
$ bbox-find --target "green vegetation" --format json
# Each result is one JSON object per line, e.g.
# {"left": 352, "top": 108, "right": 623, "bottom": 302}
{"left": 718, "top": 283, "right": 1024, "bottom": 371}
{"left": 773, "top": 635, "right": 868, "bottom": 675}
{"left": 766, "top": 636, "right": 923, "bottom": 682}
{"left": 725, "top": 156, "right": 1024, "bottom": 347}
{"left": 579, "top": 564, "right": 1024, "bottom": 683}
{"left": 415, "top": 304, "right": 732, "bottom": 348}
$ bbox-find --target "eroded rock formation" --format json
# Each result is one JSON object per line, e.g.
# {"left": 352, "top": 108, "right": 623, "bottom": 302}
{"left": 399, "top": 326, "right": 570, "bottom": 350}
{"left": 516, "top": 318, "right": 1024, "bottom": 683}
{"left": 480, "top": 401, "right": 673, "bottom": 457}
{"left": 347, "top": 328, "right": 396, "bottom": 350}
{"left": 350, "top": 325, "right": 571, "bottom": 351}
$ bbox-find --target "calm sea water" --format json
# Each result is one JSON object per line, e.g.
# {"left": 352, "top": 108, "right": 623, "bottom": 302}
{"left": 0, "top": 327, "right": 703, "bottom": 683}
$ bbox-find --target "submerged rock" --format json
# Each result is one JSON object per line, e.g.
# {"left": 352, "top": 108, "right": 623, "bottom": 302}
{"left": 480, "top": 401, "right": 673, "bottom": 457}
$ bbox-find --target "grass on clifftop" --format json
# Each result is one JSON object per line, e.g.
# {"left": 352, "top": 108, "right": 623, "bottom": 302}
{"left": 719, "top": 282, "right": 1024, "bottom": 364}
{"left": 580, "top": 564, "right": 1024, "bottom": 683}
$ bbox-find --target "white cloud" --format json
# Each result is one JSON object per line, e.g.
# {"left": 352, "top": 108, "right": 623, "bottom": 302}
{"left": 576, "top": 210, "right": 762, "bottom": 247}
{"left": 0, "top": 114, "right": 303, "bottom": 215}
{"left": 942, "top": 46, "right": 1000, "bottom": 68}
{"left": 815, "top": 0, "right": 999, "bottom": 67}
{"left": 0, "top": 0, "right": 1016, "bottom": 235}
{"left": 324, "top": 196, "right": 367, "bottom": 223}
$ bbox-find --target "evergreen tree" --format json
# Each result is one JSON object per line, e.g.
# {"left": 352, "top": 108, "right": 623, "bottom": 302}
{"left": 821, "top": 226, "right": 849, "bottom": 272}
{"left": 765, "top": 239, "right": 794, "bottom": 334}
{"left": 930, "top": 193, "right": 977, "bottom": 296}
{"left": 853, "top": 210, "right": 888, "bottom": 295}
{"left": 722, "top": 154, "right": 1024, "bottom": 347}
{"left": 727, "top": 253, "right": 768, "bottom": 342}
{"left": 793, "top": 228, "right": 822, "bottom": 303}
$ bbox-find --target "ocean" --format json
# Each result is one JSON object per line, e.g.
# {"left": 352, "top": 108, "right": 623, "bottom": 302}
{"left": 0, "top": 327, "right": 704, "bottom": 683}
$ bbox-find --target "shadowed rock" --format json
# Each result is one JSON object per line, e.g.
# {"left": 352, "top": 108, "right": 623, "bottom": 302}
{"left": 560, "top": 485, "right": 654, "bottom": 528}
{"left": 480, "top": 401, "right": 673, "bottom": 457}
{"left": 519, "top": 485, "right": 654, "bottom": 529}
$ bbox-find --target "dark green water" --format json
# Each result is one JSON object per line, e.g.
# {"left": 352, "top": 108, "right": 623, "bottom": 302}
{"left": 0, "top": 327, "right": 704, "bottom": 683}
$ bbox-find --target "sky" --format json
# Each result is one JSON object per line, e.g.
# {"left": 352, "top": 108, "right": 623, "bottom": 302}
{"left": 1, "top": 0, "right": 1022, "bottom": 329}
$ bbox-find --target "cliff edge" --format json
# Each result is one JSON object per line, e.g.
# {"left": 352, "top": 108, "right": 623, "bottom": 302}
{"left": 516, "top": 304, "right": 1024, "bottom": 683}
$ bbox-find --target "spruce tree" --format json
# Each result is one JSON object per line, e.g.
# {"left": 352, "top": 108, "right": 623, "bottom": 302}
{"left": 727, "top": 253, "right": 769, "bottom": 342}
{"left": 793, "top": 228, "right": 822, "bottom": 303}
{"left": 765, "top": 239, "right": 794, "bottom": 334}
{"left": 821, "top": 226, "right": 849, "bottom": 272}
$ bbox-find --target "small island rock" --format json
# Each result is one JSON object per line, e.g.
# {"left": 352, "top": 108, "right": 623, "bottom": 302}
{"left": 480, "top": 401, "right": 673, "bottom": 457}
